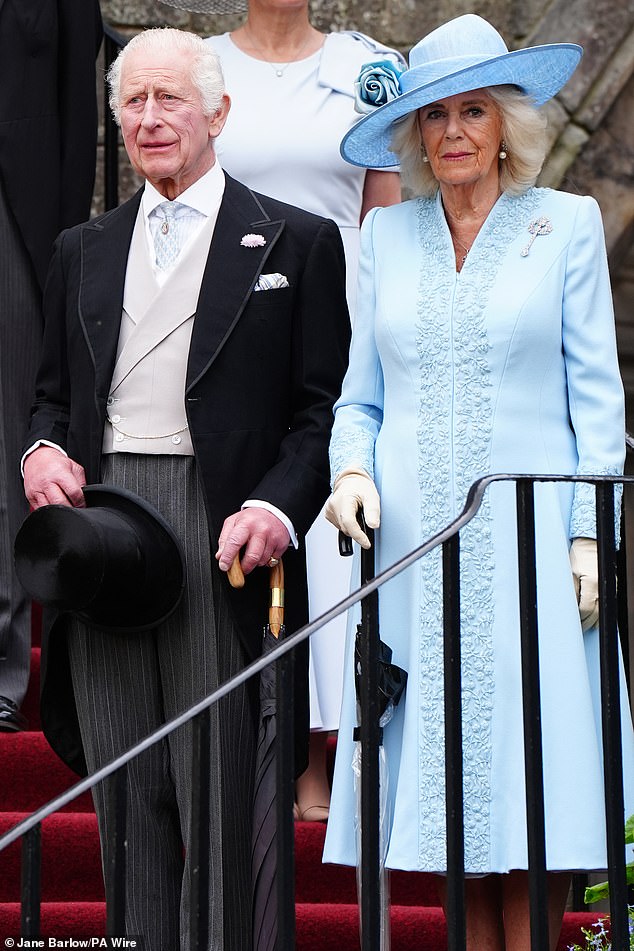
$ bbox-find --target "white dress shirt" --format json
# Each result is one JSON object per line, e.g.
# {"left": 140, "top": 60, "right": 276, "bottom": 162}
{"left": 142, "top": 161, "right": 224, "bottom": 285}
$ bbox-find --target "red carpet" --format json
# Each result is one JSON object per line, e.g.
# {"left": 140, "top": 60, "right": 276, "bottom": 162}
{"left": 0, "top": 613, "right": 605, "bottom": 948}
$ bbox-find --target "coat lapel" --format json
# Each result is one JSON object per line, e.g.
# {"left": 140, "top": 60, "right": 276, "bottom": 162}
{"left": 187, "top": 176, "right": 285, "bottom": 389}
{"left": 78, "top": 192, "right": 142, "bottom": 400}
{"left": 78, "top": 179, "right": 286, "bottom": 397}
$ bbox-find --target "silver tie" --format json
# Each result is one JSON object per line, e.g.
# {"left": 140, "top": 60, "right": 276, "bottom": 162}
{"left": 153, "top": 201, "right": 183, "bottom": 270}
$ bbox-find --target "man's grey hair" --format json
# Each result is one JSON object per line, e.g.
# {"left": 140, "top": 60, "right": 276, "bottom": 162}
{"left": 106, "top": 28, "right": 225, "bottom": 126}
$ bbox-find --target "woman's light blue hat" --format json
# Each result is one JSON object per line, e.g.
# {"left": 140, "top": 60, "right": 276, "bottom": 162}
{"left": 341, "top": 14, "right": 582, "bottom": 168}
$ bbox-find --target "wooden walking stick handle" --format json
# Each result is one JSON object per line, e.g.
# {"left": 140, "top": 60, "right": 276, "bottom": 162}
{"left": 269, "top": 559, "right": 284, "bottom": 637}
{"left": 228, "top": 554, "right": 245, "bottom": 589}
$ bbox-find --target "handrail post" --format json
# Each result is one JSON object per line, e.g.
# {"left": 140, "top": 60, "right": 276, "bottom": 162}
{"left": 105, "top": 766, "right": 128, "bottom": 937}
{"left": 358, "top": 530, "right": 382, "bottom": 951}
{"left": 190, "top": 708, "right": 211, "bottom": 951}
{"left": 515, "top": 479, "right": 549, "bottom": 951}
{"left": 443, "top": 535, "right": 466, "bottom": 951}
{"left": 21, "top": 824, "right": 41, "bottom": 936}
{"left": 596, "top": 482, "right": 629, "bottom": 950}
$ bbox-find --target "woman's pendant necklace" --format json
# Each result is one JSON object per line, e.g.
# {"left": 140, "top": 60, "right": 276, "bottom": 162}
{"left": 452, "top": 234, "right": 471, "bottom": 269}
{"left": 244, "top": 27, "right": 314, "bottom": 78}
{"left": 271, "top": 61, "right": 290, "bottom": 78}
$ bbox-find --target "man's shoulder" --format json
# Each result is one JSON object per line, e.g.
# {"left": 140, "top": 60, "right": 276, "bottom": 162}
{"left": 255, "top": 191, "right": 334, "bottom": 230}
{"left": 62, "top": 190, "right": 143, "bottom": 237}
{"left": 224, "top": 174, "right": 336, "bottom": 234}
{"left": 89, "top": 190, "right": 144, "bottom": 228}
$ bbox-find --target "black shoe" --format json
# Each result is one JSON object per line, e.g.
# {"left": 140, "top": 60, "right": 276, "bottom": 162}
{"left": 0, "top": 696, "right": 28, "bottom": 732}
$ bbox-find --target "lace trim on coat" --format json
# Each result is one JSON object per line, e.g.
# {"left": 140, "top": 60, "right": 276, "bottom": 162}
{"left": 413, "top": 189, "right": 541, "bottom": 871}
{"left": 329, "top": 426, "right": 376, "bottom": 487}
{"left": 570, "top": 466, "right": 623, "bottom": 544}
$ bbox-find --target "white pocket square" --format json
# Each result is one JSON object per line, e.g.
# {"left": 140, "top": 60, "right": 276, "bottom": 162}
{"left": 254, "top": 272, "right": 289, "bottom": 292}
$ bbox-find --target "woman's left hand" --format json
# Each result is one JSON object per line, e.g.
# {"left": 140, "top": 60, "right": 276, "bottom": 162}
{"left": 569, "top": 537, "right": 599, "bottom": 630}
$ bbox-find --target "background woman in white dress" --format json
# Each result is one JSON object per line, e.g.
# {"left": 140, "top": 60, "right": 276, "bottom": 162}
{"left": 324, "top": 14, "right": 634, "bottom": 950}
{"left": 160, "top": 0, "right": 404, "bottom": 820}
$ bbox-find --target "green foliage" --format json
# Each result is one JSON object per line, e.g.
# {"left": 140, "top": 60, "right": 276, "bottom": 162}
{"left": 566, "top": 907, "right": 633, "bottom": 951}
{"left": 585, "top": 867, "right": 634, "bottom": 905}
{"left": 584, "top": 814, "right": 634, "bottom": 905}
{"left": 570, "top": 816, "right": 634, "bottom": 949}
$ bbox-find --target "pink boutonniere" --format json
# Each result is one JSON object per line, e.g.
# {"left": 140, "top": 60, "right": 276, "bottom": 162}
{"left": 241, "top": 233, "right": 266, "bottom": 248}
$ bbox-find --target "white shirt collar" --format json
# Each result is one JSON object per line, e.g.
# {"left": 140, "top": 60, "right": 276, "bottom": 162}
{"left": 141, "top": 159, "right": 226, "bottom": 219}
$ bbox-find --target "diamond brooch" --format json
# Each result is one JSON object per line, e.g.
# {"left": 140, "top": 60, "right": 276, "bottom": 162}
{"left": 521, "top": 217, "right": 553, "bottom": 257}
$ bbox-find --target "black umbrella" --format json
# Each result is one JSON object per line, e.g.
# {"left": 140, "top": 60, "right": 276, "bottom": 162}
{"left": 251, "top": 559, "right": 286, "bottom": 951}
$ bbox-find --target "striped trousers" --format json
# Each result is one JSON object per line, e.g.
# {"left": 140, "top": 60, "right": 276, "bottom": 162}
{"left": 67, "top": 454, "right": 257, "bottom": 951}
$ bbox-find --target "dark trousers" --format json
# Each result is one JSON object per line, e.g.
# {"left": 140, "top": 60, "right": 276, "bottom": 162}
{"left": 67, "top": 454, "right": 257, "bottom": 951}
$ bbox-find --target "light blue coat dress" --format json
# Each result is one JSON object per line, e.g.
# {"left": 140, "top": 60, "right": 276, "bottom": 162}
{"left": 323, "top": 187, "right": 634, "bottom": 873}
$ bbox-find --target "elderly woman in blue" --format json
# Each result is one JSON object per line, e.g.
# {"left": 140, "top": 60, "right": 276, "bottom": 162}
{"left": 323, "top": 14, "right": 634, "bottom": 951}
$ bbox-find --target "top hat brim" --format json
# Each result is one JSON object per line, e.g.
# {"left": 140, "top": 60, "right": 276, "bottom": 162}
{"left": 341, "top": 43, "right": 582, "bottom": 169}
{"left": 15, "top": 484, "right": 186, "bottom": 634}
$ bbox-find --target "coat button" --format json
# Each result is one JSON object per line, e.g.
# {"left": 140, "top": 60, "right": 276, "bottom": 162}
{"left": 115, "top": 434, "right": 124, "bottom": 442}
{"left": 172, "top": 435, "right": 182, "bottom": 445}
{"left": 111, "top": 414, "right": 121, "bottom": 423}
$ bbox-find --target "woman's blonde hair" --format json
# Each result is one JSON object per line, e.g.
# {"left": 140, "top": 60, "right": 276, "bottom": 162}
{"left": 391, "top": 85, "right": 548, "bottom": 197}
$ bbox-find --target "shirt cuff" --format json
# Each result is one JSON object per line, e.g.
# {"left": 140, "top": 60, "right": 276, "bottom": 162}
{"left": 242, "top": 500, "right": 298, "bottom": 549}
{"left": 21, "top": 440, "right": 67, "bottom": 476}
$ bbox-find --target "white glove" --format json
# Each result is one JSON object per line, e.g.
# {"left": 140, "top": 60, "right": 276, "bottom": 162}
{"left": 569, "top": 537, "right": 599, "bottom": 631}
{"left": 325, "top": 467, "right": 380, "bottom": 549}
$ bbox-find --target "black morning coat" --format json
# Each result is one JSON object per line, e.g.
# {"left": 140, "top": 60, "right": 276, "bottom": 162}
{"left": 26, "top": 173, "right": 352, "bottom": 776}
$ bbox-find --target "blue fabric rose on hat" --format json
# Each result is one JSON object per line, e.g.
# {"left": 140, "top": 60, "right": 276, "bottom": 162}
{"left": 354, "top": 60, "right": 404, "bottom": 115}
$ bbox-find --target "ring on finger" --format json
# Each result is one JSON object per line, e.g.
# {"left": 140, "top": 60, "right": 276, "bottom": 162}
{"left": 268, "top": 557, "right": 279, "bottom": 567}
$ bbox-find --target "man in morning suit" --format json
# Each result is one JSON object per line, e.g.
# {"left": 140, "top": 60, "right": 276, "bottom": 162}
{"left": 22, "top": 27, "right": 350, "bottom": 951}
{"left": 0, "top": 0, "right": 102, "bottom": 731}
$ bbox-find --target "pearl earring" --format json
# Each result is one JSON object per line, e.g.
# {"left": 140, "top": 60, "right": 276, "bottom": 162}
{"left": 420, "top": 145, "right": 429, "bottom": 163}
{"left": 499, "top": 141, "right": 508, "bottom": 160}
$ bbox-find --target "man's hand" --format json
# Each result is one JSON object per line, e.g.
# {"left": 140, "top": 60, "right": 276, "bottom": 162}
{"left": 23, "top": 446, "right": 87, "bottom": 510}
{"left": 325, "top": 467, "right": 380, "bottom": 549}
{"left": 216, "top": 508, "right": 291, "bottom": 576}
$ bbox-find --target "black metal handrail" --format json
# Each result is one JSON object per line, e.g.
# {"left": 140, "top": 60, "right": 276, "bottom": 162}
{"left": 1, "top": 471, "right": 632, "bottom": 951}
{"left": 0, "top": 471, "right": 499, "bottom": 851}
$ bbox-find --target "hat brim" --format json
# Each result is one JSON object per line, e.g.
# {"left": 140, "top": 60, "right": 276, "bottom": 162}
{"left": 341, "top": 43, "right": 582, "bottom": 168}
{"left": 157, "top": 0, "right": 247, "bottom": 13}
{"left": 14, "top": 485, "right": 186, "bottom": 635}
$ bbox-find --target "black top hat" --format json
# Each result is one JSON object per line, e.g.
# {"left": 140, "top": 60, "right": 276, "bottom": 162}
{"left": 14, "top": 485, "right": 186, "bottom": 633}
